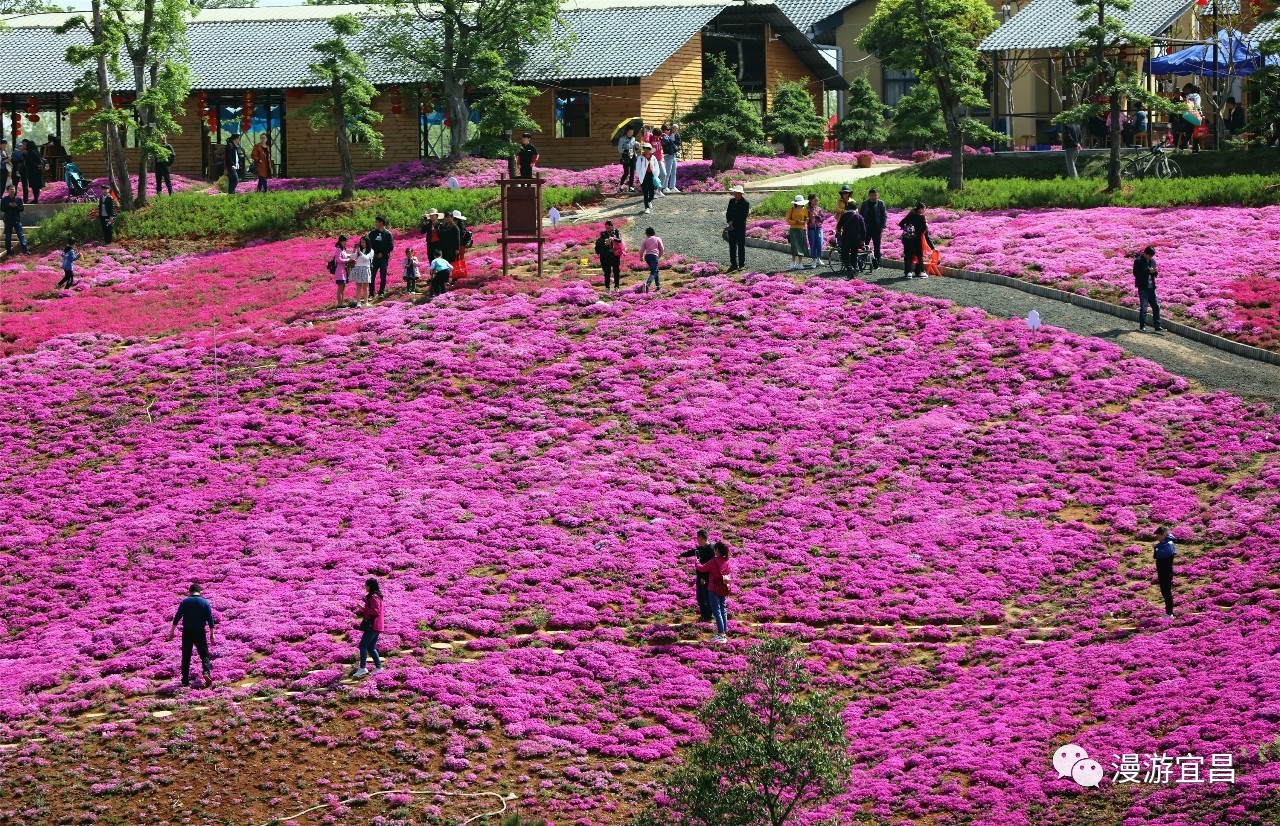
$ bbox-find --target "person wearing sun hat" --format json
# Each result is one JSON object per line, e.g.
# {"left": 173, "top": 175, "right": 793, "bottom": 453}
{"left": 450, "top": 209, "right": 472, "bottom": 281}
{"left": 419, "top": 208, "right": 443, "bottom": 260}
{"left": 785, "top": 194, "right": 809, "bottom": 271}
{"left": 725, "top": 184, "right": 750, "bottom": 272}
{"left": 835, "top": 184, "right": 853, "bottom": 219}
{"left": 635, "top": 142, "right": 661, "bottom": 214}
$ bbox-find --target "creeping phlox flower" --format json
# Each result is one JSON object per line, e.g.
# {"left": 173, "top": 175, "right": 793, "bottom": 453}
{"left": 0, "top": 269, "right": 1278, "bottom": 824}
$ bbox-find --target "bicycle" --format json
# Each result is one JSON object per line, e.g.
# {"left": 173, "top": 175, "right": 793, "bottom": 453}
{"left": 1120, "top": 139, "right": 1181, "bottom": 180}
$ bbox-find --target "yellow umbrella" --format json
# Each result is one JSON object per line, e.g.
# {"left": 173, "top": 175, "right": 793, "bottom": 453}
{"left": 611, "top": 117, "right": 644, "bottom": 144}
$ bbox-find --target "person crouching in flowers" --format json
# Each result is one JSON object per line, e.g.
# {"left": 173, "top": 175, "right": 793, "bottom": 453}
{"left": 331, "top": 234, "right": 352, "bottom": 308}
{"left": 694, "top": 542, "right": 732, "bottom": 643}
{"left": 403, "top": 247, "right": 420, "bottom": 295}
{"left": 353, "top": 577, "right": 384, "bottom": 677}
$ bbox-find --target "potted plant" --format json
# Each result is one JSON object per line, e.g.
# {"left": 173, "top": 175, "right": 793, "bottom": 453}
{"left": 856, "top": 151, "right": 875, "bottom": 169}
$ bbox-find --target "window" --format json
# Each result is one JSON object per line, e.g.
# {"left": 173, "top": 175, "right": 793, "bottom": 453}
{"left": 555, "top": 90, "right": 589, "bottom": 138}
{"left": 883, "top": 67, "right": 916, "bottom": 110}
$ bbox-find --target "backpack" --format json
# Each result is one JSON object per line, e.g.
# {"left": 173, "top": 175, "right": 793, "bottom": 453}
{"left": 461, "top": 228, "right": 473, "bottom": 248}
{"left": 594, "top": 234, "right": 608, "bottom": 257}
{"left": 611, "top": 237, "right": 625, "bottom": 257}
{"left": 327, "top": 252, "right": 338, "bottom": 275}
{"left": 900, "top": 223, "right": 917, "bottom": 242}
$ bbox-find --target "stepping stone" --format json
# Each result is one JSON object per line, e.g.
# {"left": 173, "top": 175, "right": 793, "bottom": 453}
{"left": 189, "top": 706, "right": 210, "bottom": 711}
{"left": 0, "top": 744, "right": 17, "bottom": 751}
{"left": 152, "top": 710, "right": 174, "bottom": 719}
{"left": 1023, "top": 640, "right": 1045, "bottom": 645}
{"left": 430, "top": 643, "right": 454, "bottom": 650}
{"left": 83, "top": 712, "right": 109, "bottom": 719}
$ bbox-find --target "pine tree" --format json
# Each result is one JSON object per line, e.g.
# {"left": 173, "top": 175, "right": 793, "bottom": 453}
{"left": 833, "top": 73, "right": 888, "bottom": 151}
{"left": 296, "top": 15, "right": 383, "bottom": 201}
{"left": 681, "top": 56, "right": 765, "bottom": 172}
{"left": 890, "top": 83, "right": 948, "bottom": 147}
{"left": 763, "top": 76, "right": 826, "bottom": 155}
{"left": 465, "top": 49, "right": 540, "bottom": 159}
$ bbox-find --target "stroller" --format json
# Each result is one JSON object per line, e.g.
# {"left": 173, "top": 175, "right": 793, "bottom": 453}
{"left": 63, "top": 162, "right": 98, "bottom": 203}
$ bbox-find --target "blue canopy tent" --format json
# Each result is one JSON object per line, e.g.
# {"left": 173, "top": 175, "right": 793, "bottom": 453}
{"left": 1148, "top": 30, "right": 1269, "bottom": 77}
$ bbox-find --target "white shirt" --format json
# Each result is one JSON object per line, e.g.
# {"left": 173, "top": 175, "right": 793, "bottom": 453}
{"left": 635, "top": 154, "right": 660, "bottom": 180}
{"left": 354, "top": 250, "right": 373, "bottom": 269}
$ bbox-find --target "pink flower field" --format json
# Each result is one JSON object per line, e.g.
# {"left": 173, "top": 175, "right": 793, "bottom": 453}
{"left": 751, "top": 205, "right": 1280, "bottom": 350}
{"left": 1, "top": 250, "right": 1280, "bottom": 824}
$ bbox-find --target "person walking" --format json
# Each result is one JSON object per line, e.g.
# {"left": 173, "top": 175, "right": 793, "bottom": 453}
{"left": 224, "top": 134, "right": 244, "bottom": 194}
{"left": 353, "top": 577, "right": 384, "bottom": 677}
{"left": 367, "top": 215, "right": 394, "bottom": 298}
{"left": 21, "top": 140, "right": 43, "bottom": 203}
{"left": 805, "top": 193, "right": 824, "bottom": 269}
{"left": 2, "top": 185, "right": 27, "bottom": 255}
{"left": 1063, "top": 120, "right": 1083, "bottom": 179}
{"left": 428, "top": 253, "right": 453, "bottom": 297}
{"left": 835, "top": 202, "right": 867, "bottom": 274}
{"left": 57, "top": 238, "right": 79, "bottom": 289}
{"left": 641, "top": 226, "right": 664, "bottom": 292}
{"left": 678, "top": 529, "right": 715, "bottom": 621}
{"left": 1134, "top": 245, "right": 1162, "bottom": 332}
{"left": 859, "top": 188, "right": 887, "bottom": 268}
{"left": 168, "top": 582, "right": 217, "bottom": 687}
{"left": 1153, "top": 526, "right": 1176, "bottom": 618}
{"left": 420, "top": 208, "right": 443, "bottom": 261}
{"left": 694, "top": 542, "right": 732, "bottom": 643}
{"left": 517, "top": 132, "right": 538, "bottom": 178}
{"left": 660, "top": 124, "right": 681, "bottom": 193}
{"left": 97, "top": 188, "right": 117, "bottom": 244}
{"left": 349, "top": 237, "right": 373, "bottom": 307}
{"left": 10, "top": 142, "right": 25, "bottom": 203}
{"left": 618, "top": 127, "right": 639, "bottom": 192}
{"left": 635, "top": 144, "right": 660, "bottom": 214}
{"left": 250, "top": 134, "right": 273, "bottom": 193}
{"left": 725, "top": 185, "right": 749, "bottom": 272}
{"left": 403, "top": 246, "right": 420, "bottom": 294}
{"left": 898, "top": 201, "right": 931, "bottom": 279}
{"left": 154, "top": 135, "right": 176, "bottom": 195}
{"left": 648, "top": 129, "right": 665, "bottom": 196}
{"left": 331, "top": 234, "right": 352, "bottom": 308}
{"left": 785, "top": 195, "right": 808, "bottom": 271}
{"left": 595, "top": 219, "right": 623, "bottom": 293}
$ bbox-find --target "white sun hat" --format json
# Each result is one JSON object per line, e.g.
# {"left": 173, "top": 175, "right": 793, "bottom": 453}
{"left": 451, "top": 210, "right": 466, "bottom": 220}
{"left": 791, "top": 195, "right": 805, "bottom": 205}
{"left": 730, "top": 185, "right": 745, "bottom": 193}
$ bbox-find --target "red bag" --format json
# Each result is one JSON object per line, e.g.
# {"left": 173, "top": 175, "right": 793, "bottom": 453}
{"left": 1192, "top": 124, "right": 1208, "bottom": 140}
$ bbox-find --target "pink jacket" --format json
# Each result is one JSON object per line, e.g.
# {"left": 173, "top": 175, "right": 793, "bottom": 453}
{"left": 359, "top": 593, "right": 384, "bottom": 632}
{"left": 695, "top": 557, "right": 731, "bottom": 597}
{"left": 640, "top": 236, "right": 664, "bottom": 258}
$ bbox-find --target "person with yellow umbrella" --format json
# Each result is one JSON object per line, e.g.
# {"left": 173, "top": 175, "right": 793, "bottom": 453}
{"left": 612, "top": 117, "right": 643, "bottom": 193}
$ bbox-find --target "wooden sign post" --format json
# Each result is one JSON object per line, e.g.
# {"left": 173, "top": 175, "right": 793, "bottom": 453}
{"left": 499, "top": 173, "right": 545, "bottom": 279}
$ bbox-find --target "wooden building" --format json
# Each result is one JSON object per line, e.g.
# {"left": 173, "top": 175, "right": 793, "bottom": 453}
{"left": 0, "top": 0, "right": 845, "bottom": 181}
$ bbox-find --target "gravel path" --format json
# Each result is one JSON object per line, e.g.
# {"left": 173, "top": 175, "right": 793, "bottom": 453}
{"left": 574, "top": 193, "right": 1280, "bottom": 401}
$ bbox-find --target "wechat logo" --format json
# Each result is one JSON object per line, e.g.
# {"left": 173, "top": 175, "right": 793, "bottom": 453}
{"left": 1053, "top": 743, "right": 1103, "bottom": 788}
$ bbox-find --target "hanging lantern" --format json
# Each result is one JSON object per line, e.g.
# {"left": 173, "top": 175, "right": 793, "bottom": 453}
{"left": 26, "top": 97, "right": 37, "bottom": 108}
{"left": 391, "top": 105, "right": 404, "bottom": 115}
{"left": 27, "top": 114, "right": 40, "bottom": 123}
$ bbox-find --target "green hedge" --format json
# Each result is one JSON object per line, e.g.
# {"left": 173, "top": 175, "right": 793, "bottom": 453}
{"left": 754, "top": 174, "right": 1280, "bottom": 215}
{"left": 908, "top": 149, "right": 1280, "bottom": 181}
{"left": 32, "top": 185, "right": 594, "bottom": 247}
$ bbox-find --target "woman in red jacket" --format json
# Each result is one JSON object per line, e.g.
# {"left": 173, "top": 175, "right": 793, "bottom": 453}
{"left": 353, "top": 577, "right": 384, "bottom": 677}
{"left": 695, "top": 542, "right": 732, "bottom": 643}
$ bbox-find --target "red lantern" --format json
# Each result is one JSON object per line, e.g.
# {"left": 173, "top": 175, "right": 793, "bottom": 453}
{"left": 26, "top": 97, "right": 37, "bottom": 107}
{"left": 391, "top": 105, "right": 404, "bottom": 115}
{"left": 28, "top": 114, "right": 40, "bottom": 123}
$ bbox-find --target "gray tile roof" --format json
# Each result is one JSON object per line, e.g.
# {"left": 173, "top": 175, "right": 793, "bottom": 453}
{"left": 1248, "top": 17, "right": 1279, "bottom": 46}
{"left": 773, "top": 0, "right": 858, "bottom": 33}
{"left": 980, "top": 0, "right": 1194, "bottom": 51}
{"left": 520, "top": 5, "right": 723, "bottom": 80}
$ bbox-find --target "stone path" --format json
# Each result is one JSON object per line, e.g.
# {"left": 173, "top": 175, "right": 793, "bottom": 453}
{"left": 571, "top": 192, "right": 1280, "bottom": 401}
{"left": 743, "top": 163, "right": 906, "bottom": 190}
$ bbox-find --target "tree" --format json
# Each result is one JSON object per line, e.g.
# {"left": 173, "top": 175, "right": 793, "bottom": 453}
{"left": 833, "top": 73, "right": 888, "bottom": 151}
{"left": 464, "top": 49, "right": 540, "bottom": 159}
{"left": 640, "top": 638, "right": 851, "bottom": 826}
{"left": 296, "top": 14, "right": 383, "bottom": 201}
{"left": 889, "top": 82, "right": 949, "bottom": 146}
{"left": 858, "top": 0, "right": 998, "bottom": 191}
{"left": 762, "top": 76, "right": 826, "bottom": 156}
{"left": 681, "top": 56, "right": 766, "bottom": 172}
{"left": 1056, "top": 0, "right": 1164, "bottom": 191}
{"left": 58, "top": 0, "right": 134, "bottom": 210}
{"left": 364, "top": 0, "right": 562, "bottom": 156}
{"left": 1251, "top": 8, "right": 1280, "bottom": 148}
{"left": 1, "top": 0, "right": 70, "bottom": 11}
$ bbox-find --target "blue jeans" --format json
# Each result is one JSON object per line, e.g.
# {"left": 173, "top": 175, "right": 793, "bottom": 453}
{"left": 807, "top": 227, "right": 823, "bottom": 259}
{"left": 645, "top": 253, "right": 660, "bottom": 289}
{"left": 662, "top": 156, "right": 677, "bottom": 189}
{"left": 1138, "top": 286, "right": 1160, "bottom": 329}
{"left": 227, "top": 169, "right": 239, "bottom": 194}
{"left": 358, "top": 630, "right": 381, "bottom": 669}
{"left": 4, "top": 219, "right": 26, "bottom": 253}
{"left": 708, "top": 592, "right": 727, "bottom": 635}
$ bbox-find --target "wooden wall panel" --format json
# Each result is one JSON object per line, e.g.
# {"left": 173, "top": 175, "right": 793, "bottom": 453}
{"left": 640, "top": 32, "right": 703, "bottom": 161}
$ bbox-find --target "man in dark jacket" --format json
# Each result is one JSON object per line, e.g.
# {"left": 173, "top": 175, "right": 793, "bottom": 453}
{"left": 1063, "top": 122, "right": 1083, "bottom": 179}
{"left": 835, "top": 206, "right": 867, "bottom": 274}
{"left": 678, "top": 530, "right": 715, "bottom": 621}
{"left": 224, "top": 134, "right": 244, "bottom": 194}
{"left": 725, "top": 184, "right": 750, "bottom": 271}
{"left": 859, "top": 188, "right": 887, "bottom": 268}
{"left": 168, "top": 582, "right": 217, "bottom": 686}
{"left": 367, "top": 216, "right": 394, "bottom": 297}
{"left": 98, "top": 188, "right": 117, "bottom": 244}
{"left": 517, "top": 133, "right": 538, "bottom": 178}
{"left": 1133, "top": 245, "right": 1162, "bottom": 331}
{"left": 1153, "top": 526, "right": 1176, "bottom": 618}
{"left": 21, "top": 140, "right": 43, "bottom": 203}
{"left": 595, "top": 219, "right": 622, "bottom": 292}
{"left": 1223, "top": 97, "right": 1247, "bottom": 139}
{"left": 154, "top": 136, "right": 176, "bottom": 195}
{"left": 437, "top": 212, "right": 462, "bottom": 262}
{"left": 1, "top": 185, "right": 27, "bottom": 255}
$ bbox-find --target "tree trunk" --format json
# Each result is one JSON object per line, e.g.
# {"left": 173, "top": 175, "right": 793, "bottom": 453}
{"left": 93, "top": 0, "right": 132, "bottom": 210}
{"left": 442, "top": 72, "right": 469, "bottom": 156}
{"left": 1107, "top": 94, "right": 1123, "bottom": 191}
{"left": 332, "top": 78, "right": 355, "bottom": 201}
{"left": 133, "top": 63, "right": 149, "bottom": 209}
{"left": 938, "top": 89, "right": 965, "bottom": 191}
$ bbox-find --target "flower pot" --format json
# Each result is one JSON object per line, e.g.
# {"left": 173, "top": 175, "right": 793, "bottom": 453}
{"left": 856, "top": 153, "right": 874, "bottom": 169}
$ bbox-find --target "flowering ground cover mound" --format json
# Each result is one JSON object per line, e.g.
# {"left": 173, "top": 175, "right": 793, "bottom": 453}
{"left": 750, "top": 204, "right": 1280, "bottom": 350}
{"left": 1, "top": 262, "right": 1280, "bottom": 824}
{"left": 39, "top": 172, "right": 206, "bottom": 203}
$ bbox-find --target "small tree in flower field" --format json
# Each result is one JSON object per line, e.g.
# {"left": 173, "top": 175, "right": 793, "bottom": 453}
{"left": 682, "top": 56, "right": 766, "bottom": 172}
{"left": 297, "top": 14, "right": 383, "bottom": 201}
{"left": 834, "top": 73, "right": 889, "bottom": 151}
{"left": 637, "top": 637, "right": 851, "bottom": 826}
{"left": 763, "top": 76, "right": 827, "bottom": 155}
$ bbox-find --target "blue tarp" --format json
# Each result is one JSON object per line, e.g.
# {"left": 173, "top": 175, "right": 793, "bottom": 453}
{"left": 1148, "top": 30, "right": 1271, "bottom": 77}
{"left": 217, "top": 105, "right": 283, "bottom": 134}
